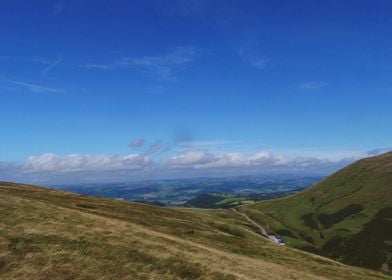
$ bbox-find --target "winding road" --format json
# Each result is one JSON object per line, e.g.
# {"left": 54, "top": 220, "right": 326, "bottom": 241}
{"left": 232, "top": 208, "right": 280, "bottom": 244}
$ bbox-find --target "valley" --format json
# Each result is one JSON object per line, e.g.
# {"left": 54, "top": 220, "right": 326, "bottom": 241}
{"left": 55, "top": 176, "right": 320, "bottom": 207}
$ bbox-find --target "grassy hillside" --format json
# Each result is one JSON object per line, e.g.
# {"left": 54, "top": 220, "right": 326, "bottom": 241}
{"left": 184, "top": 193, "right": 249, "bottom": 208}
{"left": 0, "top": 182, "right": 387, "bottom": 279}
{"left": 241, "top": 152, "right": 392, "bottom": 273}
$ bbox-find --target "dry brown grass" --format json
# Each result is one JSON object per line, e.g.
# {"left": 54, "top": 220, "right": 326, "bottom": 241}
{"left": 0, "top": 182, "right": 388, "bottom": 280}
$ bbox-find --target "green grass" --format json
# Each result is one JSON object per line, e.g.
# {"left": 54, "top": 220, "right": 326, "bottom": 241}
{"left": 241, "top": 152, "right": 392, "bottom": 273}
{"left": 185, "top": 193, "right": 247, "bottom": 208}
{"left": 0, "top": 182, "right": 388, "bottom": 279}
{"left": 215, "top": 196, "right": 247, "bottom": 206}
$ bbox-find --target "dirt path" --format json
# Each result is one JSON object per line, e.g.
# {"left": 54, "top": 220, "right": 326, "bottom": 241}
{"left": 232, "top": 208, "right": 280, "bottom": 244}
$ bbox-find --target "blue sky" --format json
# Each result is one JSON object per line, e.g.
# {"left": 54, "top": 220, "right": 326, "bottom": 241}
{"left": 1, "top": 0, "right": 392, "bottom": 183}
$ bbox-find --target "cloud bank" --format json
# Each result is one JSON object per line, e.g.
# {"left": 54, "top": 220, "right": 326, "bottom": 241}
{"left": 0, "top": 149, "right": 364, "bottom": 185}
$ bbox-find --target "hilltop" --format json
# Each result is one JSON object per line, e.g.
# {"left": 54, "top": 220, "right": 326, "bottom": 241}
{"left": 0, "top": 182, "right": 387, "bottom": 279}
{"left": 241, "top": 152, "right": 392, "bottom": 273}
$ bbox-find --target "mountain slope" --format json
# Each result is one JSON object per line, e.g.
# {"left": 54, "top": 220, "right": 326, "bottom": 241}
{"left": 0, "top": 182, "right": 387, "bottom": 279}
{"left": 241, "top": 152, "right": 392, "bottom": 273}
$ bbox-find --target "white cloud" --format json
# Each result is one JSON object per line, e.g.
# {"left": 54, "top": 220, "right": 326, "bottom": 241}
{"left": 81, "top": 47, "right": 200, "bottom": 80}
{"left": 23, "top": 153, "right": 151, "bottom": 173}
{"left": 236, "top": 46, "right": 269, "bottom": 70}
{"left": 165, "top": 151, "right": 216, "bottom": 167}
{"left": 82, "top": 64, "right": 113, "bottom": 70}
{"left": 4, "top": 80, "right": 65, "bottom": 94}
{"left": 0, "top": 149, "right": 367, "bottom": 184}
{"left": 269, "top": 148, "right": 364, "bottom": 162}
{"left": 163, "top": 150, "right": 354, "bottom": 171}
{"left": 248, "top": 58, "right": 269, "bottom": 69}
{"left": 300, "top": 81, "right": 328, "bottom": 90}
{"left": 33, "top": 55, "right": 63, "bottom": 76}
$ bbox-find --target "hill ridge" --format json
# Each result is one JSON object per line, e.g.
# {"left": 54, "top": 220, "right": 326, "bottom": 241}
{"left": 242, "top": 152, "right": 392, "bottom": 273}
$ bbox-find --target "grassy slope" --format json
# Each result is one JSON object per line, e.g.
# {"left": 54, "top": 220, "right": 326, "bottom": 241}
{"left": 0, "top": 183, "right": 387, "bottom": 279}
{"left": 185, "top": 193, "right": 247, "bottom": 208}
{"left": 241, "top": 152, "right": 392, "bottom": 272}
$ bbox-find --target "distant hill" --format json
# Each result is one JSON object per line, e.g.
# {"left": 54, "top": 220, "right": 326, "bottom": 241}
{"left": 0, "top": 182, "right": 387, "bottom": 279}
{"left": 241, "top": 152, "right": 392, "bottom": 273}
{"left": 184, "top": 193, "right": 248, "bottom": 208}
{"left": 184, "top": 188, "right": 307, "bottom": 209}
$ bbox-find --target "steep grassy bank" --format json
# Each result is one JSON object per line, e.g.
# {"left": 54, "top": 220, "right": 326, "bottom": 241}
{"left": 242, "top": 152, "right": 392, "bottom": 273}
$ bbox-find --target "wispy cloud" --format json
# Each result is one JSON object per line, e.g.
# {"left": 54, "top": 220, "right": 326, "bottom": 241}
{"left": 129, "top": 138, "right": 171, "bottom": 155}
{"left": 4, "top": 80, "right": 65, "bottom": 94}
{"left": 248, "top": 58, "right": 269, "bottom": 69}
{"left": 0, "top": 55, "right": 63, "bottom": 76}
{"left": 81, "top": 46, "right": 201, "bottom": 81}
{"left": 145, "top": 140, "right": 171, "bottom": 156}
{"left": 82, "top": 64, "right": 113, "bottom": 70}
{"left": 237, "top": 47, "right": 269, "bottom": 70}
{"left": 34, "top": 55, "right": 63, "bottom": 76}
{"left": 300, "top": 81, "right": 328, "bottom": 90}
{"left": 129, "top": 138, "right": 146, "bottom": 148}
